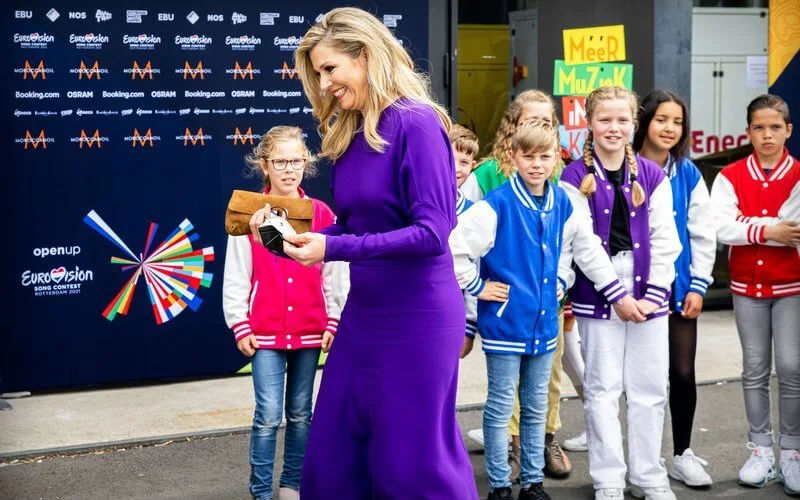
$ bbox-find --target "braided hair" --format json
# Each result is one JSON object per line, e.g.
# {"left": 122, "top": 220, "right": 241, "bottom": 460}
{"left": 579, "top": 86, "right": 645, "bottom": 207}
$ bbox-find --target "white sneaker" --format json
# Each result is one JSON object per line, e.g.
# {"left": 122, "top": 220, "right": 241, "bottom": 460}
{"left": 629, "top": 484, "right": 677, "bottom": 500}
{"left": 738, "top": 442, "right": 778, "bottom": 487}
{"left": 669, "top": 448, "right": 713, "bottom": 487}
{"left": 277, "top": 487, "right": 299, "bottom": 500}
{"left": 563, "top": 430, "right": 588, "bottom": 452}
{"left": 466, "top": 428, "right": 513, "bottom": 449}
{"left": 594, "top": 488, "right": 623, "bottom": 500}
{"left": 467, "top": 428, "right": 485, "bottom": 447}
{"left": 780, "top": 449, "right": 800, "bottom": 495}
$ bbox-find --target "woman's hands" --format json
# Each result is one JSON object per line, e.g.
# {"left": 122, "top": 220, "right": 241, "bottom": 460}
{"left": 283, "top": 233, "right": 326, "bottom": 266}
{"left": 248, "top": 202, "right": 326, "bottom": 266}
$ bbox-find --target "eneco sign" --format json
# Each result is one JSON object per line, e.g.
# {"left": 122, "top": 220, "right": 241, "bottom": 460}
{"left": 691, "top": 130, "right": 749, "bottom": 156}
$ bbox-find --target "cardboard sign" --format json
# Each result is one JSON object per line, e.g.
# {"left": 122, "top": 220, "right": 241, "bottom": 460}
{"left": 563, "top": 25, "right": 626, "bottom": 65}
{"left": 561, "top": 96, "right": 587, "bottom": 131}
{"left": 553, "top": 60, "right": 633, "bottom": 96}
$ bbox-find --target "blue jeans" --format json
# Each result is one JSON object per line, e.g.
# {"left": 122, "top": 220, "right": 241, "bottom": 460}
{"left": 250, "top": 347, "right": 320, "bottom": 499}
{"left": 484, "top": 351, "right": 554, "bottom": 490}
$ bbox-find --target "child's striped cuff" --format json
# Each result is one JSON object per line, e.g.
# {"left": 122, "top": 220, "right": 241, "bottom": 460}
{"left": 325, "top": 317, "right": 339, "bottom": 336}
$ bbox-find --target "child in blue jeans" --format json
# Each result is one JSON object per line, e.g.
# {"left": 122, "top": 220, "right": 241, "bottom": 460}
{"left": 223, "top": 126, "right": 347, "bottom": 500}
{"left": 451, "top": 122, "right": 626, "bottom": 500}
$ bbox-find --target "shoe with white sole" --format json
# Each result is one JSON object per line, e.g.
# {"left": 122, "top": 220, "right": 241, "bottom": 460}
{"left": 780, "top": 449, "right": 800, "bottom": 495}
{"left": 594, "top": 488, "right": 623, "bottom": 500}
{"left": 738, "top": 442, "right": 778, "bottom": 487}
{"left": 669, "top": 448, "right": 713, "bottom": 487}
{"left": 467, "top": 428, "right": 485, "bottom": 447}
{"left": 629, "top": 484, "right": 677, "bottom": 500}
{"left": 563, "top": 430, "right": 588, "bottom": 452}
{"left": 466, "top": 428, "right": 513, "bottom": 450}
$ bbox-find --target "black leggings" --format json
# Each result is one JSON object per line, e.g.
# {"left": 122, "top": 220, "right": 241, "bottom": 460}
{"left": 668, "top": 314, "right": 698, "bottom": 456}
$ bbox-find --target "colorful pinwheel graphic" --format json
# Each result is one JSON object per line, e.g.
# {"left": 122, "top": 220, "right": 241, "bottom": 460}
{"left": 83, "top": 210, "right": 214, "bottom": 324}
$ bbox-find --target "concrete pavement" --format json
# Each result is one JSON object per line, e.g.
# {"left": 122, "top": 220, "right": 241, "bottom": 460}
{"left": 0, "top": 308, "right": 743, "bottom": 459}
{"left": 0, "top": 381, "right": 789, "bottom": 499}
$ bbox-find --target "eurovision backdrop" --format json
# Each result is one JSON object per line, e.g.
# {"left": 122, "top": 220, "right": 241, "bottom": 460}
{"left": 3, "top": 1, "right": 428, "bottom": 391}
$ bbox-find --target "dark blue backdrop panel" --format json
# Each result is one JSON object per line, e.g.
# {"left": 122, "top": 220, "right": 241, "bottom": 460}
{"left": 3, "top": 1, "right": 428, "bottom": 391}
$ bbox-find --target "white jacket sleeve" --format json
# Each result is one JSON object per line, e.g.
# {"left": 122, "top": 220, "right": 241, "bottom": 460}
{"left": 686, "top": 178, "right": 717, "bottom": 295}
{"left": 449, "top": 200, "right": 497, "bottom": 297}
{"left": 559, "top": 183, "right": 628, "bottom": 303}
{"left": 321, "top": 261, "right": 350, "bottom": 335}
{"left": 643, "top": 178, "right": 682, "bottom": 306}
{"left": 710, "top": 173, "right": 770, "bottom": 246}
{"left": 460, "top": 173, "right": 484, "bottom": 203}
{"left": 222, "top": 235, "right": 254, "bottom": 342}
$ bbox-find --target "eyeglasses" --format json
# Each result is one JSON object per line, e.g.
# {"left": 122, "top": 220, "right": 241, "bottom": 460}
{"left": 269, "top": 158, "right": 306, "bottom": 171}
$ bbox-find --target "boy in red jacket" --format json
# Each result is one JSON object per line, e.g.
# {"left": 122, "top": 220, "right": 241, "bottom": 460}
{"left": 710, "top": 94, "right": 800, "bottom": 494}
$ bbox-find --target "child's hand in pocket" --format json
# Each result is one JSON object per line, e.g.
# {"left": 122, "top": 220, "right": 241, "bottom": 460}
{"left": 477, "top": 280, "right": 509, "bottom": 302}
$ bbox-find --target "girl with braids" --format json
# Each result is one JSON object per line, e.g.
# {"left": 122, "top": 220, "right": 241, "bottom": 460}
{"left": 559, "top": 86, "right": 681, "bottom": 500}
{"left": 460, "top": 90, "right": 568, "bottom": 202}
{"left": 634, "top": 90, "right": 716, "bottom": 488}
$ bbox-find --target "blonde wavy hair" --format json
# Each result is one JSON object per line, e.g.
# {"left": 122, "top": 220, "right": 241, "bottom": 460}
{"left": 294, "top": 7, "right": 451, "bottom": 161}
{"left": 245, "top": 126, "right": 317, "bottom": 189}
{"left": 486, "top": 90, "right": 559, "bottom": 178}
{"left": 580, "top": 86, "right": 645, "bottom": 207}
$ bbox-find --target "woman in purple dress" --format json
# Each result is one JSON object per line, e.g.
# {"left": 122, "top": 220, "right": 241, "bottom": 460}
{"left": 248, "top": 7, "right": 478, "bottom": 499}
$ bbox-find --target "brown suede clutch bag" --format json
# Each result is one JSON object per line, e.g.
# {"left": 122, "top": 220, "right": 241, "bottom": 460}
{"left": 225, "top": 190, "right": 313, "bottom": 236}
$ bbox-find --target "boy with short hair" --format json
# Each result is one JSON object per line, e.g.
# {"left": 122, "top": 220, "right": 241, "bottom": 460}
{"left": 710, "top": 93, "right": 800, "bottom": 494}
{"left": 450, "top": 124, "right": 480, "bottom": 216}
{"left": 449, "top": 124, "right": 482, "bottom": 352}
{"left": 450, "top": 121, "right": 623, "bottom": 500}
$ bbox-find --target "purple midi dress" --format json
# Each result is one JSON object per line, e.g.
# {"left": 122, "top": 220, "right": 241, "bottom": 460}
{"left": 299, "top": 100, "right": 478, "bottom": 499}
